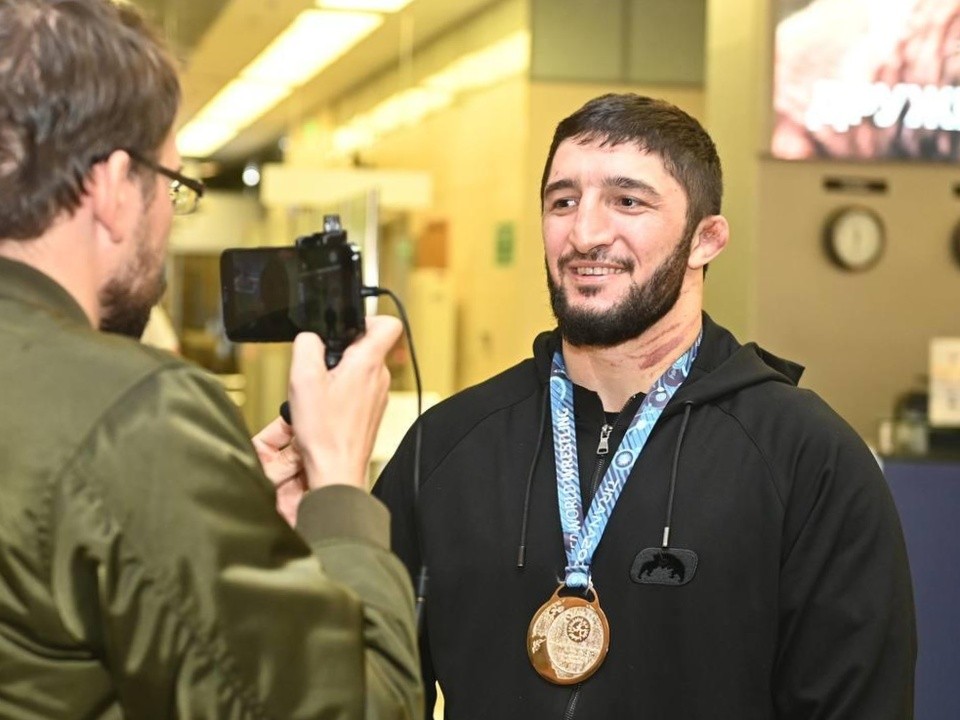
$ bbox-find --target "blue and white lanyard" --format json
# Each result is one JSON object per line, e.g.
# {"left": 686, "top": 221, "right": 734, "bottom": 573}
{"left": 550, "top": 334, "right": 701, "bottom": 589}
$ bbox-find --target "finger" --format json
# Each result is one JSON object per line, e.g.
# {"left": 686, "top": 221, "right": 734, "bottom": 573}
{"left": 273, "top": 473, "right": 302, "bottom": 491}
{"left": 342, "top": 315, "right": 403, "bottom": 363}
{"left": 252, "top": 415, "right": 295, "bottom": 451}
{"left": 266, "top": 443, "right": 304, "bottom": 484}
{"left": 365, "top": 315, "right": 403, "bottom": 351}
{"left": 291, "top": 331, "right": 327, "bottom": 378}
{"left": 275, "top": 477, "right": 306, "bottom": 526}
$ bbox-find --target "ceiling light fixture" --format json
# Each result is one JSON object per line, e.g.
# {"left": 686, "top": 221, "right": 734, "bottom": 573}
{"left": 331, "top": 30, "right": 530, "bottom": 157}
{"left": 316, "top": 0, "right": 413, "bottom": 12}
{"left": 242, "top": 163, "right": 262, "bottom": 188}
{"left": 422, "top": 32, "right": 530, "bottom": 95}
{"left": 177, "top": 121, "right": 239, "bottom": 161}
{"left": 178, "top": 9, "right": 384, "bottom": 158}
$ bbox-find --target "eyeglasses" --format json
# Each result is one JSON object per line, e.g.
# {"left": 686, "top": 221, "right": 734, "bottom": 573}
{"left": 127, "top": 150, "right": 205, "bottom": 216}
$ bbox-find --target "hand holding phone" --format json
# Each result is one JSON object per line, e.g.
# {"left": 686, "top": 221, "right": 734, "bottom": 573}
{"left": 220, "top": 215, "right": 366, "bottom": 424}
{"left": 286, "top": 316, "right": 402, "bottom": 491}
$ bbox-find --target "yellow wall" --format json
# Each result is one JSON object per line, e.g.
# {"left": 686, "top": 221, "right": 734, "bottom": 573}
{"left": 704, "top": 0, "right": 769, "bottom": 341}
{"left": 362, "top": 77, "right": 531, "bottom": 387}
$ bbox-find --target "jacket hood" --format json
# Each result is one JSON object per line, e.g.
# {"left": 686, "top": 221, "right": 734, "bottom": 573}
{"left": 531, "top": 312, "right": 803, "bottom": 409}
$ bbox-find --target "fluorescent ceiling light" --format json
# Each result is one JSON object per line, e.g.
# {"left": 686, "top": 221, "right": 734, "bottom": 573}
{"left": 177, "top": 120, "right": 240, "bottom": 159}
{"left": 331, "top": 31, "right": 530, "bottom": 157}
{"left": 365, "top": 87, "right": 452, "bottom": 132}
{"left": 332, "top": 125, "right": 376, "bottom": 155}
{"left": 177, "top": 9, "right": 383, "bottom": 157}
{"left": 423, "top": 31, "right": 529, "bottom": 94}
{"left": 244, "top": 10, "right": 383, "bottom": 88}
{"left": 198, "top": 78, "right": 293, "bottom": 125}
{"left": 317, "top": 0, "right": 413, "bottom": 11}
{"left": 336, "top": 88, "right": 453, "bottom": 152}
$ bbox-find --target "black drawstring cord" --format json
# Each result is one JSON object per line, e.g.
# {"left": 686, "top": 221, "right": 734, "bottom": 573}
{"left": 517, "top": 388, "right": 550, "bottom": 568}
{"left": 412, "top": 420, "right": 428, "bottom": 634}
{"left": 662, "top": 402, "right": 693, "bottom": 548}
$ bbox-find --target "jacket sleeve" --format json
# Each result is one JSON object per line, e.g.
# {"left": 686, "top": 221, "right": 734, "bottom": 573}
{"left": 48, "top": 365, "right": 422, "bottom": 720}
{"left": 773, "top": 417, "right": 916, "bottom": 720}
{"left": 372, "top": 423, "right": 438, "bottom": 720}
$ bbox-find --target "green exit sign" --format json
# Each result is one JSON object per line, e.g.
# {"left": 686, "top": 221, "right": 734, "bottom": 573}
{"left": 495, "top": 222, "right": 515, "bottom": 266}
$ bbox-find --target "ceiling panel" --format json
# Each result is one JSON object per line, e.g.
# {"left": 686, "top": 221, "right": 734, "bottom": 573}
{"left": 142, "top": 0, "right": 506, "bottom": 162}
{"left": 131, "top": 0, "right": 231, "bottom": 60}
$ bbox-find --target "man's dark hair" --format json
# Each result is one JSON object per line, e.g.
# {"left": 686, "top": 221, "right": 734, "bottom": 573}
{"left": 0, "top": 0, "right": 180, "bottom": 240}
{"left": 540, "top": 94, "right": 723, "bottom": 240}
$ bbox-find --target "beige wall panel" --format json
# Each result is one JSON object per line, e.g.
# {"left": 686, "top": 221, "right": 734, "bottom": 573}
{"left": 756, "top": 160, "right": 960, "bottom": 443}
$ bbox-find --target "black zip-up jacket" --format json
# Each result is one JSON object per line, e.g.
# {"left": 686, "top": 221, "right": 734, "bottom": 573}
{"left": 373, "top": 314, "right": 916, "bottom": 720}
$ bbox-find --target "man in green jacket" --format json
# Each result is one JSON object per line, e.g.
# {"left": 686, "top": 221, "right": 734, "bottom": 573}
{"left": 0, "top": 1, "right": 422, "bottom": 718}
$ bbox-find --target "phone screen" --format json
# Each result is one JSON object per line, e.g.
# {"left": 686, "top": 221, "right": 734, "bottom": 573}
{"left": 220, "top": 245, "right": 365, "bottom": 345}
{"left": 220, "top": 247, "right": 302, "bottom": 343}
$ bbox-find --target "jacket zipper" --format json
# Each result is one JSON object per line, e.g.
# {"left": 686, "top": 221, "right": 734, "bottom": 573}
{"left": 563, "top": 683, "right": 583, "bottom": 720}
{"left": 596, "top": 423, "right": 612, "bottom": 455}
{"left": 586, "top": 423, "right": 613, "bottom": 503}
{"left": 562, "top": 423, "right": 614, "bottom": 720}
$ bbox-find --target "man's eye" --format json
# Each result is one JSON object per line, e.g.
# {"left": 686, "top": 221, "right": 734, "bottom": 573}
{"left": 552, "top": 198, "right": 576, "bottom": 210}
{"left": 618, "top": 197, "right": 641, "bottom": 208}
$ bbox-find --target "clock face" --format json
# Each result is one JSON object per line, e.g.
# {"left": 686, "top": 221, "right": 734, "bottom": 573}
{"left": 824, "top": 207, "right": 884, "bottom": 271}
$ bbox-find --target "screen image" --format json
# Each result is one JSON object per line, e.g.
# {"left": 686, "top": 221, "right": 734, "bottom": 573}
{"left": 220, "top": 247, "right": 301, "bottom": 342}
{"left": 772, "top": 0, "right": 960, "bottom": 160}
{"left": 220, "top": 244, "right": 364, "bottom": 345}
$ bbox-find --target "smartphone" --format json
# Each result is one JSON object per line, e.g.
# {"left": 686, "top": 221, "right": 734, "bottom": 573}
{"left": 219, "top": 231, "right": 365, "bottom": 354}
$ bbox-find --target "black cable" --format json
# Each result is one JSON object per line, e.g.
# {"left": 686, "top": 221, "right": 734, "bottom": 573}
{"left": 362, "top": 285, "right": 428, "bottom": 633}
{"left": 362, "top": 286, "right": 422, "bottom": 416}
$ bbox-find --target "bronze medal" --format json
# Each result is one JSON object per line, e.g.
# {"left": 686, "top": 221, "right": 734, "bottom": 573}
{"left": 526, "top": 584, "right": 610, "bottom": 685}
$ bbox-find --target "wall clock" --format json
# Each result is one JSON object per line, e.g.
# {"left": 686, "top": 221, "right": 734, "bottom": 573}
{"left": 823, "top": 206, "right": 885, "bottom": 272}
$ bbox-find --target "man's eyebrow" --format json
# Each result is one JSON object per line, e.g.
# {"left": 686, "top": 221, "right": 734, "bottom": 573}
{"left": 543, "top": 178, "right": 579, "bottom": 197}
{"left": 605, "top": 175, "right": 661, "bottom": 198}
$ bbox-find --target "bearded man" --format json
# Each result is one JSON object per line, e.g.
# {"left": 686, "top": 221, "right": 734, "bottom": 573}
{"left": 373, "top": 93, "right": 916, "bottom": 720}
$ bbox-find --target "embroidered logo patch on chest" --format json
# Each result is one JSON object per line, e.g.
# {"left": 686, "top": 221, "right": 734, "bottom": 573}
{"left": 629, "top": 547, "right": 698, "bottom": 586}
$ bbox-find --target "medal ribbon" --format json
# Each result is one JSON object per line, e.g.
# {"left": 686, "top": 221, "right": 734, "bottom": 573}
{"left": 549, "top": 333, "right": 701, "bottom": 589}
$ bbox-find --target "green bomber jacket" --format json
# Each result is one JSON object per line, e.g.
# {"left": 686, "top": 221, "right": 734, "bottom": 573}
{"left": 0, "top": 256, "right": 421, "bottom": 719}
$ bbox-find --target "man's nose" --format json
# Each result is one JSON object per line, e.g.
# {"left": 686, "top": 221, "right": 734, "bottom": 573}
{"left": 570, "top": 200, "right": 614, "bottom": 253}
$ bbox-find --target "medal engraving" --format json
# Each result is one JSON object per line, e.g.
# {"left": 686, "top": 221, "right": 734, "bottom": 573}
{"left": 527, "top": 585, "right": 610, "bottom": 685}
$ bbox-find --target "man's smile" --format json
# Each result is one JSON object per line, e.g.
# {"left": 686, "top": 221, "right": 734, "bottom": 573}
{"left": 570, "top": 264, "right": 626, "bottom": 276}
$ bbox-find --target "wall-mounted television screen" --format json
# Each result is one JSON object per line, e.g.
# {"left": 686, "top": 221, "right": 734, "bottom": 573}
{"left": 772, "top": 0, "right": 960, "bottom": 161}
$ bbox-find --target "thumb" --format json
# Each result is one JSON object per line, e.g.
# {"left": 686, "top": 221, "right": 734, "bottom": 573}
{"left": 290, "top": 332, "right": 326, "bottom": 382}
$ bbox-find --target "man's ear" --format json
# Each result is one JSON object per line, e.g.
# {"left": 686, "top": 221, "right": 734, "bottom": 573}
{"left": 86, "top": 150, "right": 138, "bottom": 244}
{"left": 687, "top": 215, "right": 729, "bottom": 270}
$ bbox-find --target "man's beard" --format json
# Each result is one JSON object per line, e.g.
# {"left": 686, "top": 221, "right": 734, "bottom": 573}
{"left": 546, "top": 232, "right": 692, "bottom": 348}
{"left": 99, "top": 215, "right": 166, "bottom": 339}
